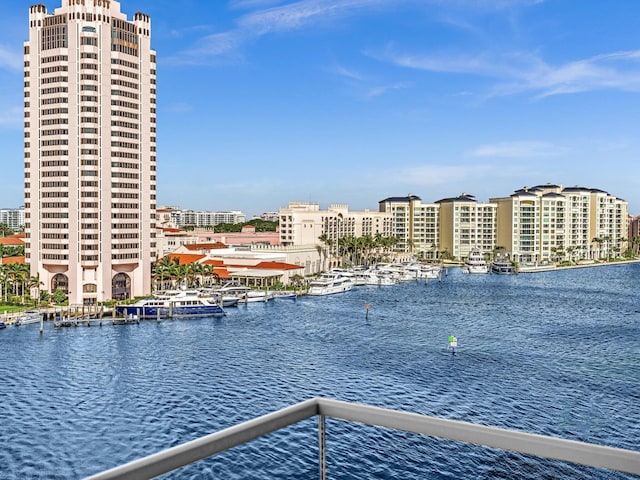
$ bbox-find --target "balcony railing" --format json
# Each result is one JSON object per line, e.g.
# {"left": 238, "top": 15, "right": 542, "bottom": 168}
{"left": 85, "top": 397, "right": 640, "bottom": 480}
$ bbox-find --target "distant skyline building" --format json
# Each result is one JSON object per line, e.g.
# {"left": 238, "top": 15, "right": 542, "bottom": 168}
{"left": 0, "top": 207, "right": 25, "bottom": 231}
{"left": 156, "top": 206, "right": 246, "bottom": 229}
{"left": 24, "top": 0, "right": 156, "bottom": 304}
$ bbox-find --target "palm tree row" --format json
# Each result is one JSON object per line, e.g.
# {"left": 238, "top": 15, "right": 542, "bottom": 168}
{"left": 151, "top": 257, "right": 219, "bottom": 291}
{"left": 318, "top": 233, "right": 401, "bottom": 269}
{"left": 0, "top": 263, "right": 43, "bottom": 305}
{"left": 591, "top": 235, "right": 630, "bottom": 260}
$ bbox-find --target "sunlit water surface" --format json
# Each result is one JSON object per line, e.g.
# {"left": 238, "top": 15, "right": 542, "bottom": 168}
{"left": 1, "top": 264, "right": 639, "bottom": 479}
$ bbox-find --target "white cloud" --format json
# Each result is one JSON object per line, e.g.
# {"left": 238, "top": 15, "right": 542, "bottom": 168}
{"left": 173, "top": 0, "right": 408, "bottom": 64}
{"left": 469, "top": 141, "right": 565, "bottom": 158}
{"left": 236, "top": 0, "right": 400, "bottom": 35}
{"left": 383, "top": 164, "right": 496, "bottom": 187}
{"left": 165, "top": 102, "right": 194, "bottom": 113}
{"left": 167, "top": 31, "right": 245, "bottom": 65}
{"left": 329, "top": 64, "right": 365, "bottom": 81}
{"left": 229, "top": 0, "right": 289, "bottom": 9}
{"left": 374, "top": 46, "right": 640, "bottom": 98}
{"left": 367, "top": 81, "right": 412, "bottom": 98}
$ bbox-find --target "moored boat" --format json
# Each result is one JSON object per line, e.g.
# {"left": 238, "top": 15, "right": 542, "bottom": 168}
{"left": 273, "top": 293, "right": 297, "bottom": 300}
{"left": 115, "top": 289, "right": 225, "bottom": 319}
{"left": 490, "top": 256, "right": 517, "bottom": 274}
{"left": 464, "top": 247, "right": 489, "bottom": 274}
{"left": 14, "top": 311, "right": 42, "bottom": 326}
{"left": 215, "top": 284, "right": 273, "bottom": 303}
{"left": 307, "top": 273, "right": 355, "bottom": 296}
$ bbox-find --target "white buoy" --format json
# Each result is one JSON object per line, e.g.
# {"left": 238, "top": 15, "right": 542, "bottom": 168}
{"left": 448, "top": 335, "right": 458, "bottom": 354}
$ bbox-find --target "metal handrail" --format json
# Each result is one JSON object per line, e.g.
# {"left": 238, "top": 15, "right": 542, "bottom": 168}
{"left": 85, "top": 397, "right": 640, "bottom": 480}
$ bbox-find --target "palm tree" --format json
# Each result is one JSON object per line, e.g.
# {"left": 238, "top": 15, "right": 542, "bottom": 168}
{"left": 632, "top": 236, "right": 640, "bottom": 256}
{"left": 591, "top": 237, "right": 604, "bottom": 259}
{"left": 317, "top": 234, "right": 333, "bottom": 271}
{"left": 27, "top": 273, "right": 44, "bottom": 307}
{"left": 0, "top": 265, "right": 8, "bottom": 303}
{"left": 360, "top": 234, "right": 374, "bottom": 266}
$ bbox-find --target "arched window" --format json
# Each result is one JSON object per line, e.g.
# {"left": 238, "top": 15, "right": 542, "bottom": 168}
{"left": 52, "top": 274, "right": 69, "bottom": 293}
{"left": 112, "top": 273, "right": 131, "bottom": 300}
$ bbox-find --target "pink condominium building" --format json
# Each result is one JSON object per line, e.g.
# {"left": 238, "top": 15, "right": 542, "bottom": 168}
{"left": 24, "top": 0, "right": 156, "bottom": 305}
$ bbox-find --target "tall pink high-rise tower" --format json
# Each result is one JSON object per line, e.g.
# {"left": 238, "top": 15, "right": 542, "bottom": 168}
{"left": 24, "top": 0, "right": 156, "bottom": 305}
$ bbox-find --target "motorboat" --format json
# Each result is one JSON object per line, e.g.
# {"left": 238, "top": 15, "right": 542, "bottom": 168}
{"left": 198, "top": 289, "right": 240, "bottom": 307}
{"left": 374, "top": 263, "right": 415, "bottom": 282}
{"left": 490, "top": 256, "right": 517, "bottom": 274}
{"left": 0, "top": 322, "right": 5, "bottom": 329}
{"left": 353, "top": 270, "right": 396, "bottom": 286}
{"left": 215, "top": 284, "right": 273, "bottom": 303}
{"left": 273, "top": 293, "right": 298, "bottom": 300}
{"left": 464, "top": 247, "right": 488, "bottom": 274}
{"left": 14, "top": 311, "right": 42, "bottom": 326}
{"left": 403, "top": 262, "right": 443, "bottom": 280}
{"left": 115, "top": 289, "right": 225, "bottom": 319}
{"left": 307, "top": 273, "right": 355, "bottom": 296}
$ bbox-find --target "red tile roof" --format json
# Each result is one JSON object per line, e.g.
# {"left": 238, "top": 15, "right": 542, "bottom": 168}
{"left": 254, "top": 261, "right": 304, "bottom": 270}
{"left": 1, "top": 256, "right": 26, "bottom": 265}
{"left": 162, "top": 253, "right": 206, "bottom": 265}
{"left": 183, "top": 242, "right": 227, "bottom": 251}
{"left": 0, "top": 237, "right": 25, "bottom": 246}
{"left": 213, "top": 267, "right": 230, "bottom": 279}
{"left": 202, "top": 259, "right": 225, "bottom": 267}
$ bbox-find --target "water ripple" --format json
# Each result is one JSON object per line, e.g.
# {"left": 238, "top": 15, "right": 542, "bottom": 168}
{"left": 0, "top": 265, "right": 639, "bottom": 479}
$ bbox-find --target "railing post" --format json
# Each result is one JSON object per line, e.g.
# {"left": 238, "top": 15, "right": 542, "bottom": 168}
{"left": 318, "top": 414, "right": 326, "bottom": 480}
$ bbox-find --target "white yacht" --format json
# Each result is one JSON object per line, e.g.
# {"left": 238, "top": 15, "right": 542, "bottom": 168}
{"left": 353, "top": 270, "right": 396, "bottom": 286}
{"left": 464, "top": 247, "right": 489, "bottom": 274}
{"left": 307, "top": 273, "right": 355, "bottom": 296}
{"left": 215, "top": 284, "right": 273, "bottom": 303}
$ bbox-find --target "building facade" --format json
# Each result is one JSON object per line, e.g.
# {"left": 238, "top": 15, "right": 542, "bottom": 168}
{"left": 0, "top": 208, "right": 26, "bottom": 231}
{"left": 436, "top": 194, "right": 497, "bottom": 260}
{"left": 168, "top": 208, "right": 246, "bottom": 228}
{"left": 378, "top": 195, "right": 440, "bottom": 259}
{"left": 279, "top": 202, "right": 394, "bottom": 267}
{"left": 24, "top": 0, "right": 156, "bottom": 304}
{"left": 491, "top": 184, "right": 629, "bottom": 263}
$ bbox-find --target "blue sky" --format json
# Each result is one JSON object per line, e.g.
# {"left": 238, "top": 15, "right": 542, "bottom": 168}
{"left": 1, "top": 0, "right": 639, "bottom": 218}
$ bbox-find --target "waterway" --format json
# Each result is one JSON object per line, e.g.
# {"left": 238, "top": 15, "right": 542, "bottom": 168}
{"left": 1, "top": 264, "right": 639, "bottom": 479}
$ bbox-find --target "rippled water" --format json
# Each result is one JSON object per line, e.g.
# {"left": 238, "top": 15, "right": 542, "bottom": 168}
{"left": 1, "top": 264, "right": 639, "bottom": 479}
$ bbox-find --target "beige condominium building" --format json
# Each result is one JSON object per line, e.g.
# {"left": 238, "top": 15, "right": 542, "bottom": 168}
{"left": 279, "top": 202, "right": 393, "bottom": 267}
{"left": 436, "top": 193, "right": 497, "bottom": 261}
{"left": 24, "top": 0, "right": 156, "bottom": 304}
{"left": 491, "top": 184, "right": 628, "bottom": 263}
{"left": 378, "top": 194, "right": 440, "bottom": 260}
